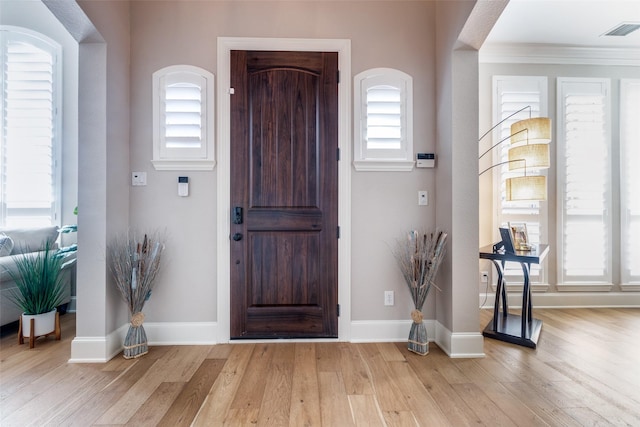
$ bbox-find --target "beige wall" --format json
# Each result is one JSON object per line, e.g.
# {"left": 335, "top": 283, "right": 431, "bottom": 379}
{"left": 128, "top": 1, "right": 439, "bottom": 323}
{"left": 15, "top": 0, "right": 492, "bottom": 359}
{"left": 434, "top": 0, "right": 487, "bottom": 353}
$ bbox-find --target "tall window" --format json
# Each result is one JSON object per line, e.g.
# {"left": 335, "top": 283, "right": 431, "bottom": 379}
{"left": 0, "top": 28, "right": 61, "bottom": 228}
{"left": 491, "top": 76, "right": 548, "bottom": 285}
{"left": 152, "top": 65, "right": 215, "bottom": 171}
{"left": 557, "top": 78, "right": 612, "bottom": 287}
{"left": 620, "top": 79, "right": 640, "bottom": 286}
{"left": 353, "top": 68, "right": 413, "bottom": 171}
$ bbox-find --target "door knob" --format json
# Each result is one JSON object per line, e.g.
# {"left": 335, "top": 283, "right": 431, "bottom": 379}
{"left": 232, "top": 233, "right": 243, "bottom": 241}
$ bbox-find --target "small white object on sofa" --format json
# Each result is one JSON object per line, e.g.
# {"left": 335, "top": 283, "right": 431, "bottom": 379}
{"left": 0, "top": 226, "right": 75, "bottom": 327}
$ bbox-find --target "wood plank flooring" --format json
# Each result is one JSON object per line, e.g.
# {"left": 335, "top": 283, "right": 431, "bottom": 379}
{"left": 1, "top": 308, "right": 639, "bottom": 426}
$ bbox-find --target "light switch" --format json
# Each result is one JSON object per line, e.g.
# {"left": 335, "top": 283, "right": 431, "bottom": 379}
{"left": 418, "top": 190, "right": 428, "bottom": 206}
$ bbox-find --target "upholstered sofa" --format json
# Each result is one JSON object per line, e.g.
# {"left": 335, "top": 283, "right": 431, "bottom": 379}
{"left": 0, "top": 226, "right": 76, "bottom": 327}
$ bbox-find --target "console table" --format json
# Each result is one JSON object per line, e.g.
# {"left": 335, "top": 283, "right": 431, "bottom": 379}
{"left": 479, "top": 244, "right": 549, "bottom": 348}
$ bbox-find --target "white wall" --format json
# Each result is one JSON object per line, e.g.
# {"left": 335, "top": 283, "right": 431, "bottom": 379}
{"left": 479, "top": 60, "right": 640, "bottom": 296}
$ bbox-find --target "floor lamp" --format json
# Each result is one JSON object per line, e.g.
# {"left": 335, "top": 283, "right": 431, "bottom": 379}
{"left": 479, "top": 106, "right": 551, "bottom": 201}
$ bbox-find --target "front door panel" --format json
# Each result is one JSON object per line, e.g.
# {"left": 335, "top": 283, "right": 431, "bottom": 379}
{"left": 230, "top": 50, "right": 338, "bottom": 338}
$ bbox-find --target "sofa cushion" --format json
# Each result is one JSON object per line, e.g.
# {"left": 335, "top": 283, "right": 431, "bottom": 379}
{"left": 0, "top": 233, "right": 14, "bottom": 257}
{"left": 0, "top": 226, "right": 59, "bottom": 255}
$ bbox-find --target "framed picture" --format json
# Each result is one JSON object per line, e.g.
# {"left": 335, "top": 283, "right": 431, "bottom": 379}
{"left": 509, "top": 222, "right": 530, "bottom": 251}
{"left": 499, "top": 227, "right": 516, "bottom": 253}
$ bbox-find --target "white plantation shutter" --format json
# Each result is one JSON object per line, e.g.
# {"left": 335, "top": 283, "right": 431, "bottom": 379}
{"left": 557, "top": 78, "right": 611, "bottom": 285}
{"left": 353, "top": 68, "right": 413, "bottom": 171}
{"left": 163, "top": 78, "right": 203, "bottom": 152}
{"left": 366, "top": 85, "right": 402, "bottom": 150}
{"left": 492, "top": 76, "right": 548, "bottom": 283}
{"left": 1, "top": 29, "right": 61, "bottom": 227}
{"left": 620, "top": 79, "right": 640, "bottom": 285}
{"left": 152, "top": 65, "right": 215, "bottom": 170}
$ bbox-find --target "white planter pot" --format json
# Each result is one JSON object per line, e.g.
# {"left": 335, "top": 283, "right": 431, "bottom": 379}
{"left": 21, "top": 309, "right": 57, "bottom": 337}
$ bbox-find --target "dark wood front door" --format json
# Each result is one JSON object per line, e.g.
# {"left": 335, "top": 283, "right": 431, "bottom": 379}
{"left": 230, "top": 50, "right": 339, "bottom": 339}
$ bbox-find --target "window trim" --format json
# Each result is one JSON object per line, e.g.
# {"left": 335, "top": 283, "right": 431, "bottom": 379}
{"left": 353, "top": 67, "right": 414, "bottom": 171}
{"left": 491, "top": 75, "right": 549, "bottom": 288}
{"left": 152, "top": 64, "right": 215, "bottom": 171}
{"left": 620, "top": 78, "right": 640, "bottom": 289}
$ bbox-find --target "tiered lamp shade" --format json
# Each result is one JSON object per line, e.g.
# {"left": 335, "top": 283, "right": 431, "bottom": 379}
{"left": 506, "top": 176, "right": 547, "bottom": 201}
{"left": 508, "top": 144, "right": 550, "bottom": 170}
{"left": 510, "top": 117, "right": 552, "bottom": 145}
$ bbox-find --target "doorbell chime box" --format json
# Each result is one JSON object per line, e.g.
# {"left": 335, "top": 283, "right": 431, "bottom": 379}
{"left": 178, "top": 176, "right": 189, "bottom": 197}
{"left": 416, "top": 153, "right": 435, "bottom": 168}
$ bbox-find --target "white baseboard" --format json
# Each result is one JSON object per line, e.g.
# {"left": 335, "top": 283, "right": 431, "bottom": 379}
{"left": 481, "top": 291, "right": 640, "bottom": 309}
{"left": 68, "top": 323, "right": 126, "bottom": 363}
{"left": 71, "top": 319, "right": 487, "bottom": 361}
{"left": 435, "top": 322, "right": 485, "bottom": 358}
{"left": 350, "top": 319, "right": 432, "bottom": 343}
{"left": 350, "top": 319, "right": 484, "bottom": 358}
{"left": 70, "top": 291, "right": 639, "bottom": 362}
{"left": 145, "top": 321, "right": 217, "bottom": 345}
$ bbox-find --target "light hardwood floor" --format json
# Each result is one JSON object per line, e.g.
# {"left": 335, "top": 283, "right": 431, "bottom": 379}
{"left": 1, "top": 308, "right": 639, "bottom": 426}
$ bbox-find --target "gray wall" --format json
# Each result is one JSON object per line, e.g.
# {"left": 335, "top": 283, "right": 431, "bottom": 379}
{"left": 8, "top": 0, "right": 492, "bottom": 359}
{"left": 127, "top": 1, "right": 439, "bottom": 323}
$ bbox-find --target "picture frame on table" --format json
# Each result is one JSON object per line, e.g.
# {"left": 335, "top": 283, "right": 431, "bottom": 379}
{"left": 508, "top": 222, "right": 530, "bottom": 251}
{"left": 498, "top": 227, "right": 516, "bottom": 254}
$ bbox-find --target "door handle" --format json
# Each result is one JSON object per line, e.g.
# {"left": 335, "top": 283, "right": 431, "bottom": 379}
{"left": 232, "top": 206, "right": 243, "bottom": 224}
{"left": 232, "top": 233, "right": 243, "bottom": 241}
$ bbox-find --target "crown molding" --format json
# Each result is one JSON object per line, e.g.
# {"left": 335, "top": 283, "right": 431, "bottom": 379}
{"left": 480, "top": 43, "right": 640, "bottom": 66}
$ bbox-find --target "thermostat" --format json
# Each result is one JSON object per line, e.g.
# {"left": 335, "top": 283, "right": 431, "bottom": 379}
{"left": 416, "top": 153, "right": 435, "bottom": 168}
{"left": 178, "top": 176, "right": 189, "bottom": 197}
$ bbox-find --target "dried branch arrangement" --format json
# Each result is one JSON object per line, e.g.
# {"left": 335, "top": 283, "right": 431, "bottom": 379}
{"left": 393, "top": 229, "right": 447, "bottom": 355}
{"left": 108, "top": 231, "right": 165, "bottom": 359}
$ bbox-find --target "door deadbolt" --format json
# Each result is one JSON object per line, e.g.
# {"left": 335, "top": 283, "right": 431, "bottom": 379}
{"left": 232, "top": 207, "right": 243, "bottom": 224}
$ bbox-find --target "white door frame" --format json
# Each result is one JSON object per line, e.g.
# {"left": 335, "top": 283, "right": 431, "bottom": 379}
{"left": 216, "top": 37, "right": 352, "bottom": 342}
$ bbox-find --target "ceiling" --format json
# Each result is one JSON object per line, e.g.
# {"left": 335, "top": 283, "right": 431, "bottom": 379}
{"left": 484, "top": 0, "right": 640, "bottom": 49}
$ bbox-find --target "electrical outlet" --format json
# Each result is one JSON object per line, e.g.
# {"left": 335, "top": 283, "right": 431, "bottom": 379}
{"left": 481, "top": 271, "right": 489, "bottom": 283}
{"left": 384, "top": 291, "right": 394, "bottom": 306}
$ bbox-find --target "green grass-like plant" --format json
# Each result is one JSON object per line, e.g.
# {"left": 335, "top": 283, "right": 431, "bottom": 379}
{"left": 7, "top": 240, "right": 66, "bottom": 315}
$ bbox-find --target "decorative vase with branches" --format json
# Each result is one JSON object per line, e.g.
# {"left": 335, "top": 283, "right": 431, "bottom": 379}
{"left": 393, "top": 229, "right": 447, "bottom": 355}
{"left": 108, "top": 231, "right": 165, "bottom": 359}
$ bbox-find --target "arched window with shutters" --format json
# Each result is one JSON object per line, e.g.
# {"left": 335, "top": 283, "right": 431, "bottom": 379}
{"left": 152, "top": 65, "right": 215, "bottom": 170}
{"left": 0, "top": 27, "right": 62, "bottom": 227}
{"left": 353, "top": 68, "right": 413, "bottom": 171}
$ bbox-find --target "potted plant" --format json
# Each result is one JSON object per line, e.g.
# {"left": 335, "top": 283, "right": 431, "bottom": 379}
{"left": 7, "top": 240, "right": 65, "bottom": 347}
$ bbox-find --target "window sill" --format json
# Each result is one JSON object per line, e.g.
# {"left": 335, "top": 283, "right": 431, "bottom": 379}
{"left": 491, "top": 283, "right": 550, "bottom": 293}
{"left": 152, "top": 159, "right": 216, "bottom": 171}
{"left": 556, "top": 283, "right": 614, "bottom": 292}
{"left": 353, "top": 159, "right": 414, "bottom": 172}
{"left": 620, "top": 283, "right": 640, "bottom": 292}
